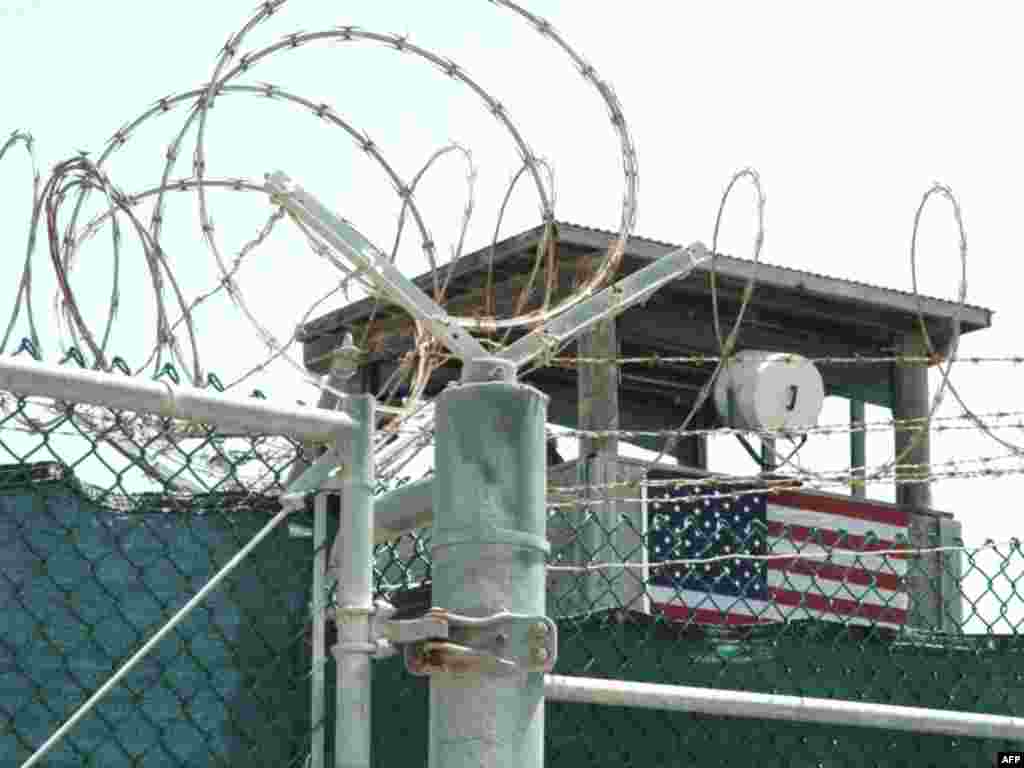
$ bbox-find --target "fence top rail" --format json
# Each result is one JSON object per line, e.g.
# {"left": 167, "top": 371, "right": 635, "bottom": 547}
{"left": 0, "top": 356, "right": 357, "bottom": 442}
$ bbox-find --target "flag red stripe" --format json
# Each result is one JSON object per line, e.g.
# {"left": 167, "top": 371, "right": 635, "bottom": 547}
{"left": 768, "top": 558, "right": 903, "bottom": 592}
{"left": 768, "top": 587, "right": 907, "bottom": 624}
{"left": 770, "top": 491, "right": 910, "bottom": 528}
{"left": 767, "top": 522, "right": 909, "bottom": 559}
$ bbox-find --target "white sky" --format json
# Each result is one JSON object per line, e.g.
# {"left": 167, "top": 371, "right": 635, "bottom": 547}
{"left": 2, "top": 0, "right": 1023, "bottom": 631}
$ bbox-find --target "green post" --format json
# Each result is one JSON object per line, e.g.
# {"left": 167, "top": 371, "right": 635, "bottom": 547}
{"left": 430, "top": 367, "right": 549, "bottom": 768}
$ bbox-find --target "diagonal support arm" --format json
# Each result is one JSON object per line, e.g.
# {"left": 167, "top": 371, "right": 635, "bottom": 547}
{"left": 497, "top": 242, "right": 710, "bottom": 370}
{"left": 265, "top": 171, "right": 489, "bottom": 365}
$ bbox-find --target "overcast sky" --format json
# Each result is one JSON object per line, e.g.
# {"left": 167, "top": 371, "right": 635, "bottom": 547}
{"left": 2, "top": 1, "right": 1023, "bottom": 631}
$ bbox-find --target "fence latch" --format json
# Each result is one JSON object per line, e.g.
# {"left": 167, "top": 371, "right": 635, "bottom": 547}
{"left": 370, "top": 604, "right": 558, "bottom": 677}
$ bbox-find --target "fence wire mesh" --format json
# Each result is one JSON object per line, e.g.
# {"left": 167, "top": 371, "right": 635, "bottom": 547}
{"left": 3, "top": 352, "right": 1023, "bottom": 768}
{"left": 373, "top": 462, "right": 1024, "bottom": 768}
{"left": 0, "top": 353, "right": 329, "bottom": 767}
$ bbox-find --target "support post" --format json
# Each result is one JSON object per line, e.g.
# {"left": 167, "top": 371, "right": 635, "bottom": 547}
{"left": 893, "top": 332, "right": 931, "bottom": 510}
{"left": 578, "top": 319, "right": 619, "bottom": 459}
{"left": 311, "top": 337, "right": 364, "bottom": 768}
{"left": 850, "top": 398, "right": 866, "bottom": 499}
{"left": 331, "top": 394, "right": 375, "bottom": 768}
{"left": 672, "top": 403, "right": 708, "bottom": 471}
{"left": 892, "top": 332, "right": 939, "bottom": 631}
{"left": 576, "top": 319, "right": 641, "bottom": 615}
{"left": 430, "top": 376, "right": 548, "bottom": 768}
{"left": 760, "top": 436, "right": 776, "bottom": 472}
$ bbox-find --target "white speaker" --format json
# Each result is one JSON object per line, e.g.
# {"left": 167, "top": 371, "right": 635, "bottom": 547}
{"left": 713, "top": 350, "right": 825, "bottom": 432}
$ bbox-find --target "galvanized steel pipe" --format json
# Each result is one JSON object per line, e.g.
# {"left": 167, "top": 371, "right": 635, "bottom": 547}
{"left": 430, "top": 381, "right": 549, "bottom": 768}
{"left": 0, "top": 356, "right": 355, "bottom": 441}
{"left": 544, "top": 674, "right": 1024, "bottom": 742}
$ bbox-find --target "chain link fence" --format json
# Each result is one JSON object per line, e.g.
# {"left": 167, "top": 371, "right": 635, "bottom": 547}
{"left": 374, "top": 460, "right": 1024, "bottom": 768}
{"left": 0, "top": 351, "right": 329, "bottom": 767}
{"left": 3, "top": 356, "right": 1023, "bottom": 767}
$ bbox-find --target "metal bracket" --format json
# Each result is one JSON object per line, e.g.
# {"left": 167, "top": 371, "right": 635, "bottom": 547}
{"left": 369, "top": 605, "right": 558, "bottom": 676}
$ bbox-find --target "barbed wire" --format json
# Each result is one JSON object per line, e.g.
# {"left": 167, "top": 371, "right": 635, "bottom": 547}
{"left": 1, "top": 1, "right": 643, "bottom": 492}
{"left": 1, "top": 1, "right": 1011, "bottom": 511}
{"left": 6, "top": 393, "right": 1015, "bottom": 498}
{"left": 547, "top": 409, "right": 1024, "bottom": 442}
{"left": 377, "top": 398, "right": 1024, "bottom": 489}
{"left": 370, "top": 537, "right": 1023, "bottom": 593}
{"left": 0, "top": 130, "right": 43, "bottom": 358}
{"left": 546, "top": 453, "right": 1024, "bottom": 502}
{"left": 542, "top": 353, "right": 1024, "bottom": 367}
{"left": 544, "top": 538, "right": 1023, "bottom": 574}
{"left": 640, "top": 169, "right": 766, "bottom": 473}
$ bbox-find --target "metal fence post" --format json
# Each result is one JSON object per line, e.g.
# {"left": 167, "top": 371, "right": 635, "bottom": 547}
{"left": 331, "top": 394, "right": 375, "bottom": 768}
{"left": 309, "top": 335, "right": 364, "bottom": 768}
{"left": 430, "top": 364, "right": 549, "bottom": 768}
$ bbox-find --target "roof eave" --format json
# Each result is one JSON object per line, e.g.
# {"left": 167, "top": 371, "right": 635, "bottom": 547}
{"left": 299, "top": 221, "right": 993, "bottom": 340}
{"left": 556, "top": 223, "right": 993, "bottom": 333}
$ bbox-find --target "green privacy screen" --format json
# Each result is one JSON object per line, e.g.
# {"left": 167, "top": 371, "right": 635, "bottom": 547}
{"left": 5, "top": 462, "right": 1024, "bottom": 767}
{"left": 367, "top": 606, "right": 1024, "bottom": 768}
{"left": 1, "top": 463, "right": 318, "bottom": 767}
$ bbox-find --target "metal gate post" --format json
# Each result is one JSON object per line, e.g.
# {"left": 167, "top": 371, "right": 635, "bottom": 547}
{"left": 332, "top": 394, "right": 375, "bottom": 768}
{"left": 430, "top": 362, "right": 549, "bottom": 768}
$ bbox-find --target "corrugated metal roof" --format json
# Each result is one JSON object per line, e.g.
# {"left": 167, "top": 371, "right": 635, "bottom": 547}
{"left": 298, "top": 220, "right": 993, "bottom": 341}
{"left": 557, "top": 221, "right": 993, "bottom": 318}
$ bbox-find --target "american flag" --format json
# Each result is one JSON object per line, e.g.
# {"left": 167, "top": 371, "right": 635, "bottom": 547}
{"left": 646, "top": 480, "right": 910, "bottom": 628}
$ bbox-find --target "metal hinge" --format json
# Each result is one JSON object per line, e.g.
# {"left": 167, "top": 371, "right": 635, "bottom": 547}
{"left": 369, "top": 602, "right": 558, "bottom": 677}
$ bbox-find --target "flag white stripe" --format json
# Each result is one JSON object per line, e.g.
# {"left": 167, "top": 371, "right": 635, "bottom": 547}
{"left": 648, "top": 585, "right": 786, "bottom": 621}
{"left": 765, "top": 538, "right": 908, "bottom": 576}
{"left": 767, "top": 504, "right": 906, "bottom": 542}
